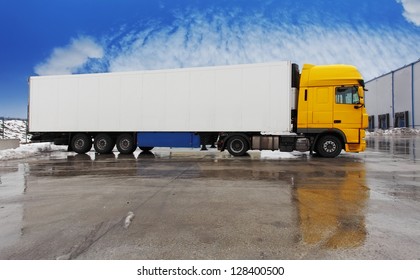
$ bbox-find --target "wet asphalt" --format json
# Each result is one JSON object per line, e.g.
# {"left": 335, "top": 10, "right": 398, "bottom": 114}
{"left": 0, "top": 136, "right": 419, "bottom": 260}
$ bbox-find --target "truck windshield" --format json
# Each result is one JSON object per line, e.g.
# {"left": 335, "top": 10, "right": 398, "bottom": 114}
{"left": 335, "top": 86, "right": 360, "bottom": 104}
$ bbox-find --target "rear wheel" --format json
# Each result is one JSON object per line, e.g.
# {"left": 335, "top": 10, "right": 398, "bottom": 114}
{"left": 139, "top": 147, "right": 154, "bottom": 152}
{"left": 116, "top": 133, "right": 137, "bottom": 154}
{"left": 71, "top": 133, "right": 92, "bottom": 154}
{"left": 226, "top": 135, "right": 249, "bottom": 156}
{"left": 316, "top": 135, "right": 342, "bottom": 158}
{"left": 94, "top": 133, "right": 115, "bottom": 154}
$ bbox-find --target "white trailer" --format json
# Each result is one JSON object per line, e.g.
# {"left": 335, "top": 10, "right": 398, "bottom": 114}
{"left": 29, "top": 61, "right": 293, "bottom": 133}
{"left": 29, "top": 61, "right": 298, "bottom": 156}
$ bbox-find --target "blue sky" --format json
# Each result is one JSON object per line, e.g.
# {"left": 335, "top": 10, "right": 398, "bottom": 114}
{"left": 1, "top": 0, "right": 419, "bottom": 118}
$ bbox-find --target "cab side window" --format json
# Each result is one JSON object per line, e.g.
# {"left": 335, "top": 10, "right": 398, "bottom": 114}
{"left": 335, "top": 86, "right": 359, "bottom": 104}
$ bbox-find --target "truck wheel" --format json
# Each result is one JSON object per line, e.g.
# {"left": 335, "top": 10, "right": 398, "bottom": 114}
{"left": 226, "top": 135, "right": 249, "bottom": 156}
{"left": 116, "top": 133, "right": 137, "bottom": 154}
{"left": 316, "top": 135, "right": 342, "bottom": 158}
{"left": 139, "top": 147, "right": 154, "bottom": 152}
{"left": 71, "top": 133, "right": 92, "bottom": 154}
{"left": 94, "top": 133, "right": 115, "bottom": 154}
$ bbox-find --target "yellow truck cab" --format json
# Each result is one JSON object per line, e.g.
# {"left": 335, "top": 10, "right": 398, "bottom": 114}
{"left": 297, "top": 64, "right": 368, "bottom": 157}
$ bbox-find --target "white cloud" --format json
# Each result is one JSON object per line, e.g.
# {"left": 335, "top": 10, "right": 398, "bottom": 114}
{"left": 104, "top": 11, "right": 420, "bottom": 80}
{"left": 397, "top": 0, "right": 420, "bottom": 26}
{"left": 35, "top": 36, "right": 104, "bottom": 75}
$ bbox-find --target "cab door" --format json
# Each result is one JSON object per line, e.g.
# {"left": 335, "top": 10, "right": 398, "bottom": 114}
{"left": 333, "top": 86, "right": 363, "bottom": 143}
{"left": 297, "top": 87, "right": 333, "bottom": 130}
{"left": 311, "top": 87, "right": 333, "bottom": 129}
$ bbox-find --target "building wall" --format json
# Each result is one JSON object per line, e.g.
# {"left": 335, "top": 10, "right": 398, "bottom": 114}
{"left": 365, "top": 59, "right": 419, "bottom": 129}
{"left": 365, "top": 73, "right": 393, "bottom": 129}
{"left": 394, "top": 66, "right": 412, "bottom": 115}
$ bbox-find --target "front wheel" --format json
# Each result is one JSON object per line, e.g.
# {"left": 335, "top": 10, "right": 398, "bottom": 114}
{"left": 316, "top": 135, "right": 342, "bottom": 158}
{"left": 226, "top": 135, "right": 249, "bottom": 156}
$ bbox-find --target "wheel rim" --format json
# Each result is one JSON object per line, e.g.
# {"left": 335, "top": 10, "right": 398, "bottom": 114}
{"left": 230, "top": 139, "right": 244, "bottom": 153}
{"left": 98, "top": 139, "right": 107, "bottom": 149}
{"left": 121, "top": 139, "right": 130, "bottom": 150}
{"left": 323, "top": 140, "right": 337, "bottom": 153}
{"left": 75, "top": 139, "right": 85, "bottom": 149}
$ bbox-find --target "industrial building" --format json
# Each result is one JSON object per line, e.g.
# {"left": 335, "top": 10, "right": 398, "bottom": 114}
{"left": 365, "top": 59, "right": 420, "bottom": 130}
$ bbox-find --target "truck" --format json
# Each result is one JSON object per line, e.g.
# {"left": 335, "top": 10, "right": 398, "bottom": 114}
{"left": 28, "top": 61, "right": 368, "bottom": 158}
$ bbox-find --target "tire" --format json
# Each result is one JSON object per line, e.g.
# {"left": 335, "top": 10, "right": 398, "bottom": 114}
{"left": 94, "top": 133, "right": 115, "bottom": 154}
{"left": 71, "top": 133, "right": 92, "bottom": 154}
{"left": 116, "top": 133, "right": 137, "bottom": 154}
{"left": 226, "top": 135, "right": 249, "bottom": 156}
{"left": 139, "top": 147, "right": 154, "bottom": 152}
{"left": 316, "top": 135, "right": 342, "bottom": 158}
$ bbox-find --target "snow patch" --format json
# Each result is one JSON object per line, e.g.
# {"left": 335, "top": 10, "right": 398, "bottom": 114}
{"left": 123, "top": 211, "right": 135, "bottom": 229}
{"left": 366, "top": 128, "right": 420, "bottom": 136}
{"left": 260, "top": 150, "right": 306, "bottom": 159}
{"left": 0, "top": 143, "right": 66, "bottom": 161}
{"left": 0, "top": 119, "right": 31, "bottom": 143}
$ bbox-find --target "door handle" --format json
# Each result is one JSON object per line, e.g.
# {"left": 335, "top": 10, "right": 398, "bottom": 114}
{"left": 334, "top": 120, "right": 341, "bottom": 124}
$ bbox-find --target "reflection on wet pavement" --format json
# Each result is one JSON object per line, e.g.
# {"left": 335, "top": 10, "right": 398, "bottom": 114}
{"left": 0, "top": 164, "right": 28, "bottom": 251}
{"left": 0, "top": 136, "right": 419, "bottom": 259}
{"left": 366, "top": 136, "right": 419, "bottom": 161}
{"left": 294, "top": 168, "right": 368, "bottom": 249}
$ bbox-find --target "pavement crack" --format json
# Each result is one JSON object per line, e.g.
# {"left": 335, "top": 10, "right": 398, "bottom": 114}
{"left": 57, "top": 221, "right": 105, "bottom": 260}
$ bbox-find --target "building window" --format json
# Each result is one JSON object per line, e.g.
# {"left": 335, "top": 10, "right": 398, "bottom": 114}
{"left": 368, "top": 116, "right": 375, "bottom": 131}
{"left": 378, "top": 114, "right": 390, "bottom": 130}
{"left": 394, "top": 111, "right": 409, "bottom": 128}
{"left": 335, "top": 86, "right": 360, "bottom": 104}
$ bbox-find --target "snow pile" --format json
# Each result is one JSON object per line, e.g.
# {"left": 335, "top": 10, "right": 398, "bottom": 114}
{"left": 260, "top": 150, "right": 306, "bottom": 159}
{"left": 0, "top": 143, "right": 65, "bottom": 161}
{"left": 0, "top": 119, "right": 31, "bottom": 143}
{"left": 366, "top": 128, "right": 420, "bottom": 136}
